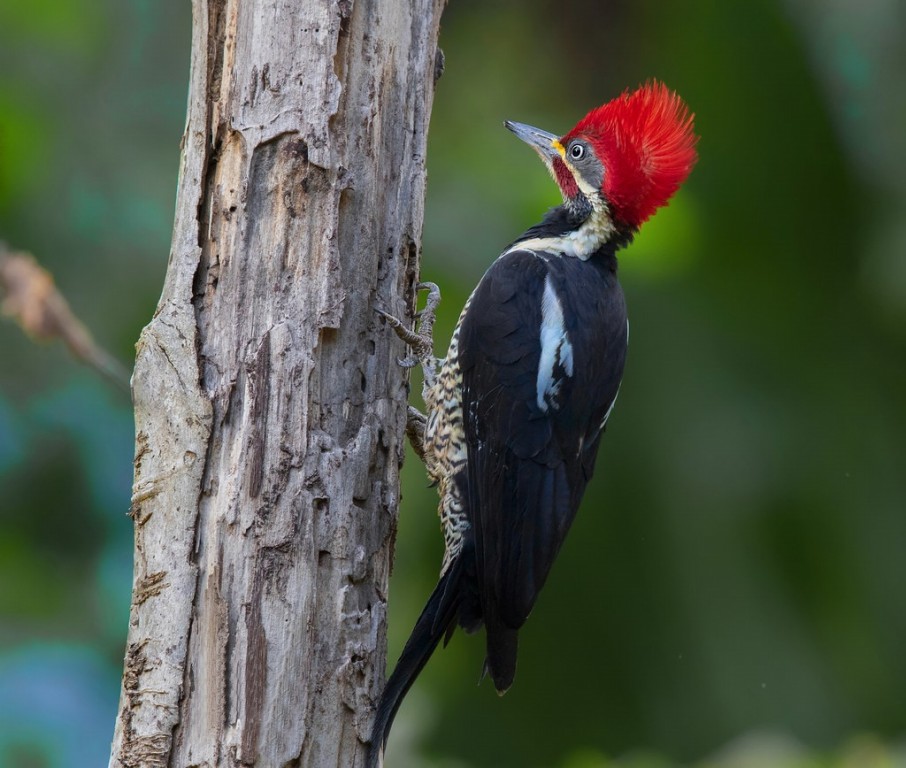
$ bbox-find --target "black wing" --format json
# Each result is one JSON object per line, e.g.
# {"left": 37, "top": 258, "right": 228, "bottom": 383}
{"left": 457, "top": 248, "right": 627, "bottom": 689}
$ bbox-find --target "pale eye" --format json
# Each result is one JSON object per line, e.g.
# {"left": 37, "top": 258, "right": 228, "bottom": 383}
{"left": 569, "top": 143, "right": 585, "bottom": 160}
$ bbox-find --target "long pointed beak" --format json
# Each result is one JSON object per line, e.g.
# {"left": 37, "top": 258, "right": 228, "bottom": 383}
{"left": 504, "top": 120, "right": 562, "bottom": 168}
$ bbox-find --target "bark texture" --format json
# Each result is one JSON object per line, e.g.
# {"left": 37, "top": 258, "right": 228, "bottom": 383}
{"left": 110, "top": 0, "right": 444, "bottom": 765}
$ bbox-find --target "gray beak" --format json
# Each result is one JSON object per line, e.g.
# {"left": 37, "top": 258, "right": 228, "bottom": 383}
{"left": 504, "top": 120, "right": 561, "bottom": 168}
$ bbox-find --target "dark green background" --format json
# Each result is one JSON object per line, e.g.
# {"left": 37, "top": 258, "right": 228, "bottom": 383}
{"left": 1, "top": 1, "right": 904, "bottom": 766}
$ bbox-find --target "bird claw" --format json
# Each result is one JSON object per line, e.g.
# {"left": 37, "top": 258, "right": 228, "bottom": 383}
{"left": 404, "top": 405, "right": 428, "bottom": 462}
{"left": 376, "top": 283, "right": 441, "bottom": 384}
{"left": 374, "top": 307, "right": 400, "bottom": 327}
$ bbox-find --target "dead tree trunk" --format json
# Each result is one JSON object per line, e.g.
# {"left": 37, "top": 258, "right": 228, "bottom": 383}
{"left": 110, "top": 1, "right": 444, "bottom": 765}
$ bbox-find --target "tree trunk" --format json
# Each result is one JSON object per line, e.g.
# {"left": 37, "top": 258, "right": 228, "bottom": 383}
{"left": 110, "top": 1, "right": 444, "bottom": 765}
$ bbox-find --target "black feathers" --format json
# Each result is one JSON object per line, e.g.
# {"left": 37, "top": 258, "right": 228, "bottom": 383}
{"left": 369, "top": 232, "right": 627, "bottom": 764}
{"left": 458, "top": 249, "right": 626, "bottom": 684}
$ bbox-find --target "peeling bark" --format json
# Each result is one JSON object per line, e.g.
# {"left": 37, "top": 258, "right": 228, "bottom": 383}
{"left": 110, "top": 1, "right": 445, "bottom": 766}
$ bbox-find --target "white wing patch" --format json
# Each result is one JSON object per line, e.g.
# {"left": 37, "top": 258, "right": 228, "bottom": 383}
{"left": 536, "top": 276, "right": 573, "bottom": 411}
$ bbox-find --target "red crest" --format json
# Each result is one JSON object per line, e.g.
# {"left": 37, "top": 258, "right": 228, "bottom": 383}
{"left": 563, "top": 81, "right": 698, "bottom": 229}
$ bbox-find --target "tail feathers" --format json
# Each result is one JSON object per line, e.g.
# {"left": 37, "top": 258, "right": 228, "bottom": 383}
{"left": 366, "top": 557, "right": 463, "bottom": 768}
{"left": 484, "top": 609, "right": 519, "bottom": 695}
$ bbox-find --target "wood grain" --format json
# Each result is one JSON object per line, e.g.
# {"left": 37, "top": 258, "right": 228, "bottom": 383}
{"left": 110, "top": 1, "right": 444, "bottom": 765}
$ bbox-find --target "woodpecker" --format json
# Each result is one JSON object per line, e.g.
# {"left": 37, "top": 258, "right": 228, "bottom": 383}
{"left": 370, "top": 81, "right": 697, "bottom": 766}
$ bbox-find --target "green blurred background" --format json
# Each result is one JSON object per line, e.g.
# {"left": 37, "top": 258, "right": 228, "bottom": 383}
{"left": 1, "top": 1, "right": 904, "bottom": 766}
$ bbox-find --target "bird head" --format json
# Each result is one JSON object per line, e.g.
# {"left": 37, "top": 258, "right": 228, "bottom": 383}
{"left": 506, "top": 81, "right": 698, "bottom": 234}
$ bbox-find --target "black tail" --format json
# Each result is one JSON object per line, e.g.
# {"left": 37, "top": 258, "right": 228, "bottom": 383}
{"left": 483, "top": 601, "right": 519, "bottom": 694}
{"left": 366, "top": 555, "right": 464, "bottom": 768}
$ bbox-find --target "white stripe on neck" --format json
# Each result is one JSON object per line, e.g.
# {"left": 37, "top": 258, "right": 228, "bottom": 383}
{"left": 505, "top": 202, "right": 615, "bottom": 261}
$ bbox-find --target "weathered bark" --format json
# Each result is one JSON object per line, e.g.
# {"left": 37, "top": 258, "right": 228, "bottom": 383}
{"left": 110, "top": 1, "right": 444, "bottom": 766}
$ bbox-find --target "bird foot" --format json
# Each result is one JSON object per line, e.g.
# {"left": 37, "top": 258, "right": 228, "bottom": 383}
{"left": 405, "top": 405, "right": 428, "bottom": 462}
{"left": 377, "top": 283, "right": 441, "bottom": 462}
{"left": 376, "top": 282, "right": 441, "bottom": 386}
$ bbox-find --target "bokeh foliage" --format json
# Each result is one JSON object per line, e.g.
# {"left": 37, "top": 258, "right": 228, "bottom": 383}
{"left": 1, "top": 1, "right": 904, "bottom": 766}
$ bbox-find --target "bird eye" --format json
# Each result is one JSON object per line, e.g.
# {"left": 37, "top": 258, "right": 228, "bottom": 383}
{"left": 569, "top": 143, "right": 585, "bottom": 160}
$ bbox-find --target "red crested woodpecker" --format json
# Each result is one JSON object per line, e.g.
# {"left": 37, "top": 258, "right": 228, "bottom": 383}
{"left": 370, "top": 81, "right": 698, "bottom": 766}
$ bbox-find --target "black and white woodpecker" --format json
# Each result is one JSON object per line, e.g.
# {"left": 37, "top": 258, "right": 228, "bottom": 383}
{"left": 369, "top": 81, "right": 698, "bottom": 766}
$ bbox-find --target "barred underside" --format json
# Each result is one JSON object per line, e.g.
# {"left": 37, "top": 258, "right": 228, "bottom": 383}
{"left": 423, "top": 293, "right": 475, "bottom": 573}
